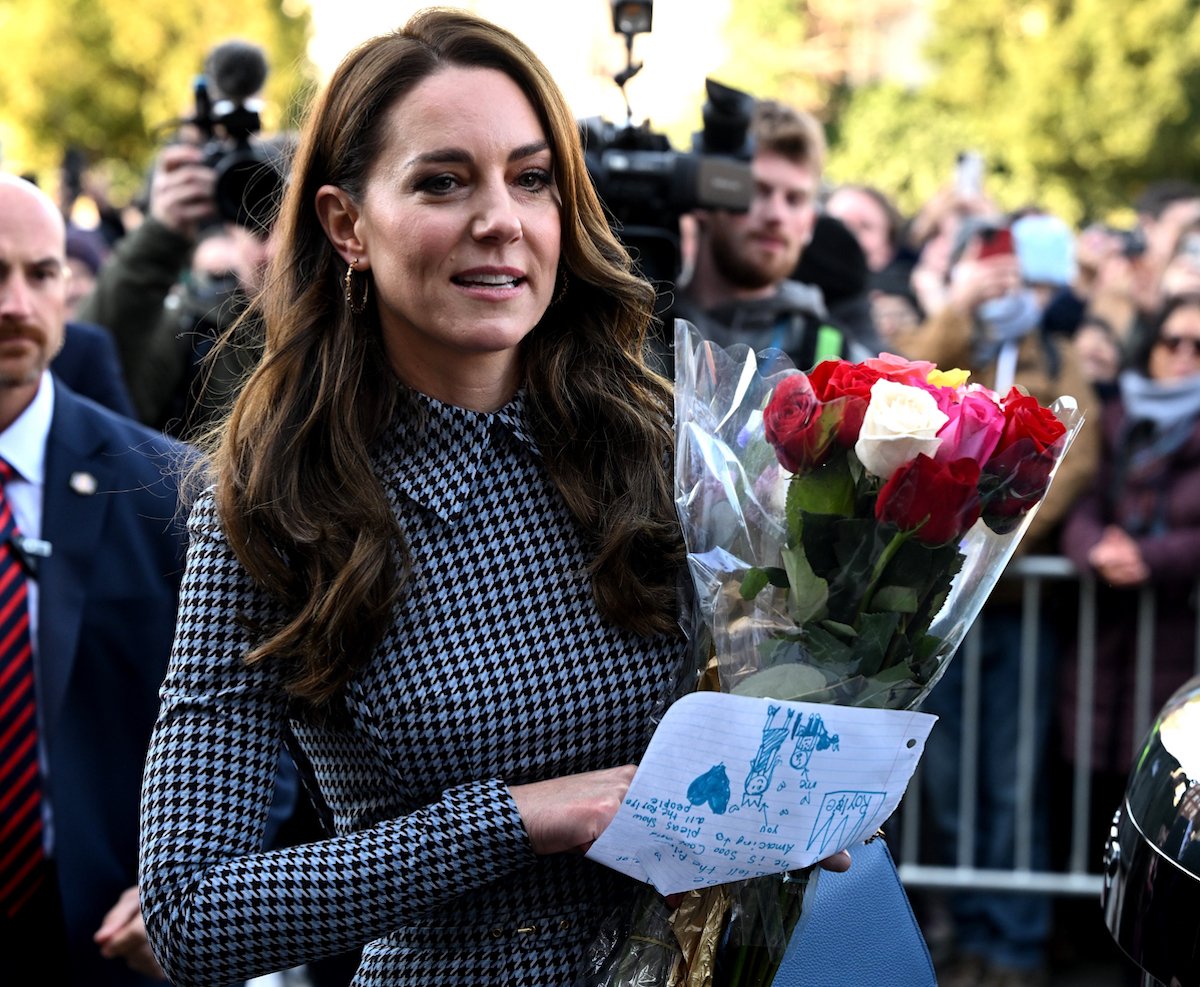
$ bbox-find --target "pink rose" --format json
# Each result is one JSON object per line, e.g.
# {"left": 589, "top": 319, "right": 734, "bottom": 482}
{"left": 935, "top": 390, "right": 1005, "bottom": 465}
{"left": 862, "top": 353, "right": 938, "bottom": 387}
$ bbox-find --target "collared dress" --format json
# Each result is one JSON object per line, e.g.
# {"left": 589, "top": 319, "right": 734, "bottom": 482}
{"left": 139, "top": 390, "right": 690, "bottom": 986}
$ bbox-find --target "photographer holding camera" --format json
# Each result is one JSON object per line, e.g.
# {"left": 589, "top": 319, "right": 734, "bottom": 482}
{"left": 671, "top": 98, "right": 878, "bottom": 371}
{"left": 76, "top": 39, "right": 284, "bottom": 440}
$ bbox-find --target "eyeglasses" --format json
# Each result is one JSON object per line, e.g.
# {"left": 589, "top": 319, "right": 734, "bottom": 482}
{"left": 1157, "top": 335, "right": 1200, "bottom": 357}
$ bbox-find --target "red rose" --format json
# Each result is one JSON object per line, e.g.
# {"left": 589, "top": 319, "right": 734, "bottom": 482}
{"left": 980, "top": 389, "right": 1068, "bottom": 532}
{"left": 980, "top": 440, "right": 1058, "bottom": 533}
{"left": 992, "top": 388, "right": 1067, "bottom": 456}
{"left": 806, "top": 360, "right": 883, "bottom": 446}
{"left": 875, "top": 454, "right": 982, "bottom": 546}
{"left": 763, "top": 373, "right": 838, "bottom": 473}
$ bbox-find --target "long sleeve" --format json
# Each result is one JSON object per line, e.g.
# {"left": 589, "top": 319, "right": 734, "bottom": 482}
{"left": 139, "top": 494, "right": 535, "bottom": 985}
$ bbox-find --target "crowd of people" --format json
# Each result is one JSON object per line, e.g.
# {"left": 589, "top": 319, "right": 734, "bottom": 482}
{"left": 3, "top": 7, "right": 1197, "bottom": 987}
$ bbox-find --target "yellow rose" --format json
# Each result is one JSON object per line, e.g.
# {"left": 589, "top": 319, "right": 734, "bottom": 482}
{"left": 927, "top": 367, "right": 970, "bottom": 389}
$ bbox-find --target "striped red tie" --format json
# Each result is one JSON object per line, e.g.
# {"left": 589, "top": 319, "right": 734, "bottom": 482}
{"left": 0, "top": 457, "right": 42, "bottom": 917}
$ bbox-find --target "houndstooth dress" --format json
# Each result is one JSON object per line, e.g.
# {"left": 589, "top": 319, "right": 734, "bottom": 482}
{"left": 139, "top": 390, "right": 689, "bottom": 987}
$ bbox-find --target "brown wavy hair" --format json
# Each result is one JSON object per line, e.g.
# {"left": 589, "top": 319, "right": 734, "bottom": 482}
{"left": 208, "top": 7, "right": 684, "bottom": 707}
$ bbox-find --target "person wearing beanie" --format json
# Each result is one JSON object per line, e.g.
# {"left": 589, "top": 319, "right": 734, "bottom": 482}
{"left": 64, "top": 226, "right": 107, "bottom": 319}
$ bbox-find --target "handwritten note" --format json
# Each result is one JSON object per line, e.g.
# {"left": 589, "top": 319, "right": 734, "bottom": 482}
{"left": 586, "top": 692, "right": 936, "bottom": 894}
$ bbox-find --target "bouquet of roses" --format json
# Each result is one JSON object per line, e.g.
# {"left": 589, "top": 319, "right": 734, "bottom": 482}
{"left": 577, "top": 321, "right": 1085, "bottom": 987}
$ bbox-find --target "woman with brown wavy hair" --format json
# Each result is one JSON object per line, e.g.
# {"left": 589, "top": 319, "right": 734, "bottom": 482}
{"left": 138, "top": 9, "right": 690, "bottom": 985}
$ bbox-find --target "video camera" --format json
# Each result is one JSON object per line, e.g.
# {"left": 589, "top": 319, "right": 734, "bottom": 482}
{"left": 581, "top": 1, "right": 755, "bottom": 288}
{"left": 186, "top": 39, "right": 285, "bottom": 233}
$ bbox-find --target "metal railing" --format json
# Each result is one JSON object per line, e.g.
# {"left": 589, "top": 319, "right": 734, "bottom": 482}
{"left": 894, "top": 554, "right": 1200, "bottom": 898}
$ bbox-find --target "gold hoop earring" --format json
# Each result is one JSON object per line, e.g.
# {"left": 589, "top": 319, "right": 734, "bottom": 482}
{"left": 344, "top": 258, "right": 369, "bottom": 315}
{"left": 552, "top": 267, "right": 570, "bottom": 307}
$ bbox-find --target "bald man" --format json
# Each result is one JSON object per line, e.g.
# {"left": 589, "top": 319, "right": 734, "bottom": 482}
{"left": 0, "top": 174, "right": 189, "bottom": 985}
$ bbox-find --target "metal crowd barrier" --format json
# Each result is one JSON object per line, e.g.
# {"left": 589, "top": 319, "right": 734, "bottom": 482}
{"left": 894, "top": 554, "right": 1200, "bottom": 898}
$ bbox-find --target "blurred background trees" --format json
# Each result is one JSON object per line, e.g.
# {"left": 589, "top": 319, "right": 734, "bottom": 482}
{"left": 3, "top": 0, "right": 1200, "bottom": 226}
{"left": 714, "top": 0, "right": 1200, "bottom": 225}
{"left": 0, "top": 0, "right": 314, "bottom": 207}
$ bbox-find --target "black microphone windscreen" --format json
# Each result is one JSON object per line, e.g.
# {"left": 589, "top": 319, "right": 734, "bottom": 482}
{"left": 205, "top": 39, "right": 269, "bottom": 101}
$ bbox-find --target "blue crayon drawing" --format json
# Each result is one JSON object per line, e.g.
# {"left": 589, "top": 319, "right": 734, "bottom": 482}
{"left": 743, "top": 704, "right": 793, "bottom": 808}
{"left": 789, "top": 710, "right": 839, "bottom": 777}
{"left": 806, "top": 789, "right": 884, "bottom": 854}
{"left": 687, "top": 763, "right": 731, "bottom": 814}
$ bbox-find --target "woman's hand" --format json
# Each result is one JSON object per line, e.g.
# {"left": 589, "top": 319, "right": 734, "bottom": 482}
{"left": 1089, "top": 525, "right": 1150, "bottom": 587}
{"left": 509, "top": 765, "right": 638, "bottom": 855}
{"left": 510, "top": 767, "right": 861, "bottom": 868}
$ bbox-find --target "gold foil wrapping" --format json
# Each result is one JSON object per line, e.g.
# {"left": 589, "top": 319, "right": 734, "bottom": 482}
{"left": 666, "top": 885, "right": 731, "bottom": 987}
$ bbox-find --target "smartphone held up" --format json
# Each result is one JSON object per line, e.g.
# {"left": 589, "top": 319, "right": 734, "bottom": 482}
{"left": 955, "top": 150, "right": 985, "bottom": 199}
{"left": 976, "top": 224, "right": 1015, "bottom": 260}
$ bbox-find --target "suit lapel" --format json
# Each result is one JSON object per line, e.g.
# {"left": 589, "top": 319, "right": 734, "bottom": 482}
{"left": 37, "top": 386, "right": 113, "bottom": 738}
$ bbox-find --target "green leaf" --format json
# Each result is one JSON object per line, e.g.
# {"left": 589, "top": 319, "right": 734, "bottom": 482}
{"left": 740, "top": 568, "right": 771, "bottom": 599}
{"left": 802, "top": 624, "right": 861, "bottom": 668}
{"left": 731, "top": 663, "right": 831, "bottom": 701}
{"left": 913, "top": 632, "right": 946, "bottom": 664}
{"left": 869, "top": 585, "right": 920, "bottom": 613}
{"left": 763, "top": 566, "right": 791, "bottom": 588}
{"left": 781, "top": 545, "right": 828, "bottom": 624}
{"left": 873, "top": 660, "right": 920, "bottom": 685}
{"left": 740, "top": 566, "right": 792, "bottom": 600}
{"left": 819, "top": 518, "right": 882, "bottom": 622}
{"left": 786, "top": 453, "right": 855, "bottom": 519}
{"left": 797, "top": 513, "right": 844, "bottom": 572}
{"left": 853, "top": 611, "right": 904, "bottom": 677}
{"left": 818, "top": 619, "right": 857, "bottom": 640}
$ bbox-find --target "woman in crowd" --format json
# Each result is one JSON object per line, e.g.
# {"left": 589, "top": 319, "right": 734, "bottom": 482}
{"left": 1059, "top": 292, "right": 1200, "bottom": 853}
{"left": 137, "top": 10, "right": 697, "bottom": 985}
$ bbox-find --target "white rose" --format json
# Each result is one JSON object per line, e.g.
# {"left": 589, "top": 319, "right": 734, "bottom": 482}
{"left": 854, "top": 379, "right": 948, "bottom": 479}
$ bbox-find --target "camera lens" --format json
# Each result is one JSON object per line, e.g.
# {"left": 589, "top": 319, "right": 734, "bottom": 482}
{"left": 213, "top": 144, "right": 284, "bottom": 232}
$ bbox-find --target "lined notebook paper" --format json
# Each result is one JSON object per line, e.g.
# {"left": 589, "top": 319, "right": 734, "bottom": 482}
{"left": 586, "top": 692, "right": 936, "bottom": 894}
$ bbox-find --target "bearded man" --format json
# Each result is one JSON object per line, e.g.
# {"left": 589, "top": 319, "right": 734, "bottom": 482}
{"left": 674, "top": 99, "right": 874, "bottom": 370}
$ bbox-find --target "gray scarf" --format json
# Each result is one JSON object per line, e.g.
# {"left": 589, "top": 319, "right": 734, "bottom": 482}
{"left": 1119, "top": 370, "right": 1200, "bottom": 432}
{"left": 973, "top": 289, "right": 1042, "bottom": 369}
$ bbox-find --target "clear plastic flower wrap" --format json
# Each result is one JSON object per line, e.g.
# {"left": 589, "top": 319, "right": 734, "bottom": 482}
{"left": 576, "top": 320, "right": 1086, "bottom": 987}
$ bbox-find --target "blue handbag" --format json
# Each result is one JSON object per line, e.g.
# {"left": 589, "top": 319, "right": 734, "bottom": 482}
{"left": 771, "top": 838, "right": 937, "bottom": 987}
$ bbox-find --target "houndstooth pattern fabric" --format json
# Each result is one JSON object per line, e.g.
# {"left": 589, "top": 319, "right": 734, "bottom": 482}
{"left": 139, "top": 389, "right": 689, "bottom": 987}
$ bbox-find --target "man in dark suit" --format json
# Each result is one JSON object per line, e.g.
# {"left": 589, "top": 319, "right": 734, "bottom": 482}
{"left": 53, "top": 319, "right": 137, "bottom": 418}
{"left": 0, "top": 173, "right": 189, "bottom": 984}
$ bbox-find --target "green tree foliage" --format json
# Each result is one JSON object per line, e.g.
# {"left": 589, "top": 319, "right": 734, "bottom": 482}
{"left": 828, "top": 0, "right": 1200, "bottom": 225}
{"left": 714, "top": 0, "right": 830, "bottom": 112}
{"left": 0, "top": 0, "right": 315, "bottom": 200}
{"left": 824, "top": 82, "right": 985, "bottom": 214}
